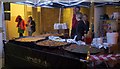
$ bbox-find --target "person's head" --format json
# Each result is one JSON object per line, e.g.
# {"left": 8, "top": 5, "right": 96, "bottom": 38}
{"left": 28, "top": 16, "right": 33, "bottom": 21}
{"left": 15, "top": 15, "right": 22, "bottom": 22}
{"left": 29, "top": 16, "right": 33, "bottom": 20}
{"left": 17, "top": 15, "right": 22, "bottom": 18}
{"left": 76, "top": 13, "right": 82, "bottom": 21}
{"left": 73, "top": 6, "right": 80, "bottom": 14}
{"left": 18, "top": 17, "right": 22, "bottom": 21}
{"left": 82, "top": 14, "right": 88, "bottom": 21}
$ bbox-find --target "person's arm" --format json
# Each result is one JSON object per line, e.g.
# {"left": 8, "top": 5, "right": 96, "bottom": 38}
{"left": 31, "top": 21, "right": 35, "bottom": 27}
{"left": 76, "top": 21, "right": 84, "bottom": 41}
{"left": 77, "top": 21, "right": 85, "bottom": 34}
{"left": 87, "top": 21, "right": 90, "bottom": 31}
{"left": 31, "top": 21, "right": 36, "bottom": 32}
{"left": 76, "top": 22, "right": 80, "bottom": 35}
{"left": 22, "top": 20, "right": 26, "bottom": 30}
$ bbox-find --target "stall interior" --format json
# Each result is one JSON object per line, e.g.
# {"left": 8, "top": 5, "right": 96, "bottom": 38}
{"left": 3, "top": 2, "right": 120, "bottom": 51}
{"left": 4, "top": 2, "right": 120, "bottom": 41}
{"left": 4, "top": 3, "right": 90, "bottom": 40}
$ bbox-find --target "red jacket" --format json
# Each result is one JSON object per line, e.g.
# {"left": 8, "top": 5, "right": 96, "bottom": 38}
{"left": 72, "top": 14, "right": 78, "bottom": 29}
{"left": 17, "top": 20, "right": 26, "bottom": 30}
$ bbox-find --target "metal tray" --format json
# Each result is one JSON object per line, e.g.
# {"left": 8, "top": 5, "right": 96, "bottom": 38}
{"left": 14, "top": 36, "right": 46, "bottom": 42}
{"left": 35, "top": 40, "right": 71, "bottom": 48}
{"left": 63, "top": 44, "right": 100, "bottom": 55}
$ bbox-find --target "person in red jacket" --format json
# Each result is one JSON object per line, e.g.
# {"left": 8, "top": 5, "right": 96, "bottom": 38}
{"left": 71, "top": 6, "right": 82, "bottom": 39}
{"left": 15, "top": 15, "right": 26, "bottom": 37}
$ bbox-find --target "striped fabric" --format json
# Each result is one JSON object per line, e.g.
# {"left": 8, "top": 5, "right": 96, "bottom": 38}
{"left": 13, "top": 0, "right": 120, "bottom": 8}
{"left": 89, "top": 54, "right": 120, "bottom": 62}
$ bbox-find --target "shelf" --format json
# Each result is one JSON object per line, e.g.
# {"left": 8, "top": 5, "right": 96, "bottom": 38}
{"left": 100, "top": 19, "right": 120, "bottom": 21}
{"left": 99, "top": 19, "right": 120, "bottom": 37}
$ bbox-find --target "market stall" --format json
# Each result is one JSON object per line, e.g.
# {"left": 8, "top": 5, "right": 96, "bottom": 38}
{"left": 1, "top": 0, "right": 120, "bottom": 69}
{"left": 4, "top": 36, "right": 89, "bottom": 69}
{"left": 4, "top": 35, "right": 120, "bottom": 69}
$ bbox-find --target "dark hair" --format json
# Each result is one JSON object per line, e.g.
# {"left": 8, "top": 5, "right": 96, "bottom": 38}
{"left": 29, "top": 16, "right": 33, "bottom": 20}
{"left": 76, "top": 13, "right": 83, "bottom": 19}
{"left": 18, "top": 17, "right": 22, "bottom": 25}
{"left": 75, "top": 6, "right": 80, "bottom": 10}
{"left": 83, "top": 14, "right": 88, "bottom": 17}
{"left": 18, "top": 16, "right": 22, "bottom": 22}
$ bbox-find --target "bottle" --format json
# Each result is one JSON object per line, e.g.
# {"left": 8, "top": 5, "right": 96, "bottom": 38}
{"left": 84, "top": 31, "right": 92, "bottom": 44}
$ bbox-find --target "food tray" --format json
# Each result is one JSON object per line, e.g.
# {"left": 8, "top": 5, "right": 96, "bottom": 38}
{"left": 14, "top": 36, "right": 46, "bottom": 42}
{"left": 63, "top": 44, "right": 100, "bottom": 54}
{"left": 36, "top": 40, "right": 70, "bottom": 48}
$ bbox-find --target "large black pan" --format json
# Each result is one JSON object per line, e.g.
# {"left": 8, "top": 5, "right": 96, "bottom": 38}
{"left": 14, "top": 36, "right": 46, "bottom": 42}
{"left": 35, "top": 40, "right": 70, "bottom": 48}
{"left": 9, "top": 36, "right": 46, "bottom": 47}
{"left": 63, "top": 44, "right": 100, "bottom": 57}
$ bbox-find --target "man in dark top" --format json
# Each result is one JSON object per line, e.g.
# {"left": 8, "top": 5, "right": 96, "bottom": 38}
{"left": 76, "top": 13, "right": 89, "bottom": 41}
{"left": 71, "top": 6, "right": 82, "bottom": 39}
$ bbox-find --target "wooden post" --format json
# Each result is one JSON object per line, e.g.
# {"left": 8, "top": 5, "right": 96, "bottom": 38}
{"left": 89, "top": 2, "right": 94, "bottom": 34}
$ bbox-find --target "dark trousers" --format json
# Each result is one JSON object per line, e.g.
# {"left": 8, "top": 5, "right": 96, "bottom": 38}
{"left": 19, "top": 33, "right": 23, "bottom": 37}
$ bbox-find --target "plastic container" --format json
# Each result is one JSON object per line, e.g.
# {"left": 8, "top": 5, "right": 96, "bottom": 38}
{"left": 106, "top": 32, "right": 119, "bottom": 44}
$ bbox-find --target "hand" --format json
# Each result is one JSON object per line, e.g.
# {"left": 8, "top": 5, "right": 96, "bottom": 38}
{"left": 82, "top": 36, "right": 84, "bottom": 40}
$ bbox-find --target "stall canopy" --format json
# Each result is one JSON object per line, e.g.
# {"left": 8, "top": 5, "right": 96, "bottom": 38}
{"left": 1, "top": 0, "right": 90, "bottom": 8}
{"left": 1, "top": 0, "right": 120, "bottom": 8}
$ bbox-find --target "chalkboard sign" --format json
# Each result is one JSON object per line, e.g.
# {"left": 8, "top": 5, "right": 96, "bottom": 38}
{"left": 3, "top": 2, "right": 10, "bottom": 11}
{"left": 4, "top": 12, "right": 10, "bottom": 20}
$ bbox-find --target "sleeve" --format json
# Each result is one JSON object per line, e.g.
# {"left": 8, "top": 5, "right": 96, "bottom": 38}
{"left": 87, "top": 21, "right": 90, "bottom": 31}
{"left": 31, "top": 21, "right": 36, "bottom": 32}
{"left": 76, "top": 21, "right": 84, "bottom": 35}
{"left": 22, "top": 20, "right": 26, "bottom": 30}
{"left": 76, "top": 21, "right": 84, "bottom": 41}
{"left": 31, "top": 21, "right": 36, "bottom": 27}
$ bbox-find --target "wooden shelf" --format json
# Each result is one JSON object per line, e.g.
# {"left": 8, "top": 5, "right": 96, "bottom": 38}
{"left": 100, "top": 19, "right": 120, "bottom": 21}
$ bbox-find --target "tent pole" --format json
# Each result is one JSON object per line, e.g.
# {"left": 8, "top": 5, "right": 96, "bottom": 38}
{"left": 59, "top": 8, "right": 62, "bottom": 23}
{"left": 90, "top": 2, "right": 94, "bottom": 37}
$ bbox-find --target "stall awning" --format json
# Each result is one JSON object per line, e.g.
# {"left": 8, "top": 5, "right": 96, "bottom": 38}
{"left": 1, "top": 0, "right": 120, "bottom": 8}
